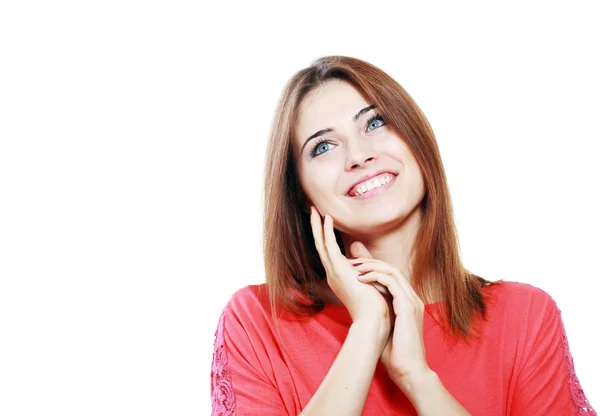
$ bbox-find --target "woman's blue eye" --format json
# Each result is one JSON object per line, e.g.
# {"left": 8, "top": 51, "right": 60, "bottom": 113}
{"left": 315, "top": 142, "right": 330, "bottom": 155}
{"left": 310, "top": 139, "right": 333, "bottom": 157}
{"left": 367, "top": 114, "right": 386, "bottom": 131}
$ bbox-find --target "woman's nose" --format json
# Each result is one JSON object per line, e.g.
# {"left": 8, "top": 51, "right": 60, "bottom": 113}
{"left": 344, "top": 140, "right": 377, "bottom": 170}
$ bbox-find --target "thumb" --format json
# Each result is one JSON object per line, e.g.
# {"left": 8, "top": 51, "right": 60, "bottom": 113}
{"left": 349, "top": 241, "right": 374, "bottom": 260}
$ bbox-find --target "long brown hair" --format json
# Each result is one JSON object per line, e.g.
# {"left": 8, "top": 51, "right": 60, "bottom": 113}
{"left": 262, "top": 55, "right": 503, "bottom": 343}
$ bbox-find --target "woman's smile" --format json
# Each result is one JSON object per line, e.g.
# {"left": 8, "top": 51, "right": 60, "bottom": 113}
{"left": 346, "top": 173, "right": 398, "bottom": 200}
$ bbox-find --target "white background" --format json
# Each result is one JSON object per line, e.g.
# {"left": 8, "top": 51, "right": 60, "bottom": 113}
{"left": 1, "top": 1, "right": 598, "bottom": 414}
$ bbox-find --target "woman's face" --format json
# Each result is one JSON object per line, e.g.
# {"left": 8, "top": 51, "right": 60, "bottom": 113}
{"left": 294, "top": 79, "right": 426, "bottom": 235}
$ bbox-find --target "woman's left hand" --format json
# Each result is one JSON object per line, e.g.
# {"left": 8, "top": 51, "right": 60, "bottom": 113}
{"left": 348, "top": 244, "right": 430, "bottom": 390}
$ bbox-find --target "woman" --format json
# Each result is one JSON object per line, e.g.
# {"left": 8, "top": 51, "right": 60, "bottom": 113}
{"left": 210, "top": 56, "right": 595, "bottom": 415}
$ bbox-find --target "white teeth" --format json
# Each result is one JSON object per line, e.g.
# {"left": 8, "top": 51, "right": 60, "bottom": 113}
{"left": 351, "top": 174, "right": 394, "bottom": 196}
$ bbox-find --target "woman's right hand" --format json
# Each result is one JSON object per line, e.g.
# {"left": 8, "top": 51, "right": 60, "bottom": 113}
{"left": 310, "top": 206, "right": 392, "bottom": 337}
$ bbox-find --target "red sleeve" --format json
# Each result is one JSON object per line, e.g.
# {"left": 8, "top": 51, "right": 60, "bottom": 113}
{"left": 511, "top": 289, "right": 596, "bottom": 415}
{"left": 210, "top": 302, "right": 288, "bottom": 416}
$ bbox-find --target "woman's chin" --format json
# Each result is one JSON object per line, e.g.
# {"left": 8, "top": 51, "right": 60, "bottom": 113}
{"left": 335, "top": 214, "right": 402, "bottom": 236}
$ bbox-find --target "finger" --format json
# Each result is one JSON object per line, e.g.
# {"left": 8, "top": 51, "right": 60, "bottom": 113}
{"left": 356, "top": 261, "right": 421, "bottom": 307}
{"left": 354, "top": 261, "right": 422, "bottom": 307}
{"left": 323, "top": 214, "right": 344, "bottom": 263}
{"left": 349, "top": 241, "right": 374, "bottom": 260}
{"left": 357, "top": 271, "right": 406, "bottom": 313}
{"left": 309, "top": 206, "right": 330, "bottom": 268}
{"left": 349, "top": 257, "right": 386, "bottom": 265}
{"left": 371, "top": 281, "right": 391, "bottom": 297}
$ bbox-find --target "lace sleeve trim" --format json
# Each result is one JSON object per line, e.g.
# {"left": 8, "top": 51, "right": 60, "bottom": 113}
{"left": 556, "top": 304, "right": 596, "bottom": 415}
{"left": 211, "top": 311, "right": 236, "bottom": 416}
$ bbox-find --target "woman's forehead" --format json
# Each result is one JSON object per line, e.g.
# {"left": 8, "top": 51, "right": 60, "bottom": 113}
{"left": 295, "top": 81, "right": 369, "bottom": 145}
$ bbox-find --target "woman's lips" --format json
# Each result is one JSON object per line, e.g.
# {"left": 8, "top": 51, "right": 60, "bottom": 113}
{"left": 347, "top": 174, "right": 397, "bottom": 200}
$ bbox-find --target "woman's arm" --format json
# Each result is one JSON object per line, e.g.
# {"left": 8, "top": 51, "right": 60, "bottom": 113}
{"left": 394, "top": 370, "right": 471, "bottom": 415}
{"left": 299, "top": 321, "right": 387, "bottom": 416}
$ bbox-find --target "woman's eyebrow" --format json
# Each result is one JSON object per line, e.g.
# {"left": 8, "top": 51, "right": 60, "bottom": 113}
{"left": 300, "top": 104, "right": 376, "bottom": 153}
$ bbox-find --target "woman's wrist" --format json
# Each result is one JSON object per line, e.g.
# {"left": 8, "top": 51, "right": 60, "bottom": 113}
{"left": 392, "top": 367, "right": 435, "bottom": 395}
{"left": 393, "top": 369, "right": 472, "bottom": 415}
{"left": 350, "top": 319, "right": 390, "bottom": 349}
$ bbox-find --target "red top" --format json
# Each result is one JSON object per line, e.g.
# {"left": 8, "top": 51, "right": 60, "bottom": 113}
{"left": 211, "top": 280, "right": 596, "bottom": 415}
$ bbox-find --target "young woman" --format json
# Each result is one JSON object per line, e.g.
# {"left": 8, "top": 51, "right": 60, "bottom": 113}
{"left": 210, "top": 56, "right": 596, "bottom": 415}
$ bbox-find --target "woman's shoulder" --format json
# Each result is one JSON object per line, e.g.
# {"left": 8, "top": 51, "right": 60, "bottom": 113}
{"left": 485, "top": 279, "right": 558, "bottom": 308}
{"left": 220, "top": 283, "right": 272, "bottom": 319}
{"left": 214, "top": 284, "right": 277, "bottom": 348}
{"left": 482, "top": 279, "right": 564, "bottom": 330}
